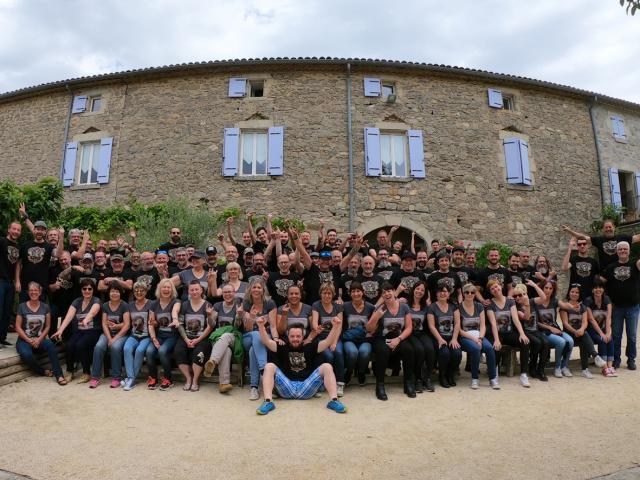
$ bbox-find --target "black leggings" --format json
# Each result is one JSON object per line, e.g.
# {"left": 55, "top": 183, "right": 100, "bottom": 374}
{"left": 372, "top": 337, "right": 415, "bottom": 384}
{"left": 568, "top": 331, "right": 597, "bottom": 370}
{"left": 499, "top": 331, "right": 529, "bottom": 374}
{"left": 435, "top": 336, "right": 463, "bottom": 376}
{"left": 174, "top": 337, "right": 212, "bottom": 366}
{"left": 408, "top": 333, "right": 436, "bottom": 381}
{"left": 525, "top": 330, "right": 550, "bottom": 371}
{"left": 66, "top": 330, "right": 101, "bottom": 374}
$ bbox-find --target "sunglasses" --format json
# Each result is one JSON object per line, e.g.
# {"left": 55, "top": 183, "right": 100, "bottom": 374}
{"left": 577, "top": 242, "right": 587, "bottom": 246}
{"left": 513, "top": 294, "right": 523, "bottom": 298}
{"left": 82, "top": 287, "right": 93, "bottom": 291}
{"left": 463, "top": 290, "right": 476, "bottom": 295}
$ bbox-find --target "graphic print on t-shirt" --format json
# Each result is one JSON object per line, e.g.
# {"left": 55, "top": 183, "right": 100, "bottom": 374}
{"left": 131, "top": 312, "right": 148, "bottom": 336}
{"left": 25, "top": 315, "right": 45, "bottom": 337}
{"left": 136, "top": 274, "right": 154, "bottom": 290}
{"left": 274, "top": 278, "right": 295, "bottom": 299}
{"left": 537, "top": 308, "right": 556, "bottom": 328}
{"left": 185, "top": 314, "right": 204, "bottom": 338}
{"left": 455, "top": 270, "right": 469, "bottom": 285}
{"left": 288, "top": 351, "right": 306, "bottom": 372}
{"left": 377, "top": 270, "right": 394, "bottom": 281}
{"left": 76, "top": 313, "right": 93, "bottom": 331}
{"left": 320, "top": 316, "right": 333, "bottom": 332}
{"left": 437, "top": 277, "right": 455, "bottom": 291}
{"left": 437, "top": 314, "right": 454, "bottom": 336}
{"left": 156, "top": 312, "right": 172, "bottom": 332}
{"left": 575, "top": 262, "right": 593, "bottom": 278}
{"left": 27, "top": 246, "right": 45, "bottom": 264}
{"left": 382, "top": 317, "right": 404, "bottom": 337}
{"left": 495, "top": 311, "right": 512, "bottom": 333}
{"left": 461, "top": 315, "right": 480, "bottom": 331}
{"left": 592, "top": 310, "right": 607, "bottom": 328}
{"left": 487, "top": 273, "right": 505, "bottom": 285}
{"left": 7, "top": 246, "right": 19, "bottom": 264}
{"left": 603, "top": 240, "right": 618, "bottom": 256}
{"left": 568, "top": 312, "right": 582, "bottom": 330}
{"left": 400, "top": 275, "right": 420, "bottom": 291}
{"left": 107, "top": 314, "right": 122, "bottom": 334}
{"left": 348, "top": 314, "right": 368, "bottom": 329}
{"left": 614, "top": 266, "right": 631, "bottom": 281}
{"left": 318, "top": 271, "right": 334, "bottom": 285}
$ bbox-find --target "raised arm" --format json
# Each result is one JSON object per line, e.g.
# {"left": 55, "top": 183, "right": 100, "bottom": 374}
{"left": 318, "top": 316, "right": 342, "bottom": 353}
{"left": 19, "top": 203, "right": 35, "bottom": 235}
{"left": 561, "top": 225, "right": 591, "bottom": 244}
{"left": 56, "top": 227, "right": 65, "bottom": 259}
{"left": 290, "top": 228, "right": 312, "bottom": 270}
{"left": 561, "top": 237, "right": 576, "bottom": 272}
{"left": 256, "top": 316, "right": 277, "bottom": 352}
{"left": 226, "top": 217, "right": 238, "bottom": 246}
{"left": 339, "top": 234, "right": 364, "bottom": 272}
{"left": 410, "top": 231, "right": 416, "bottom": 255}
{"left": 246, "top": 212, "right": 257, "bottom": 244}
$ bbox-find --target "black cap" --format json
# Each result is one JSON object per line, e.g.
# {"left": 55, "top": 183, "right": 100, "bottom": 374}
{"left": 452, "top": 246, "right": 465, "bottom": 254}
{"left": 205, "top": 246, "right": 217, "bottom": 255}
{"left": 401, "top": 251, "right": 416, "bottom": 261}
{"left": 190, "top": 250, "right": 206, "bottom": 260}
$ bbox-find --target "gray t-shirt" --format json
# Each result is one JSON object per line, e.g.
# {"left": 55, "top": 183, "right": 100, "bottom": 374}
{"left": 17, "top": 302, "right": 49, "bottom": 338}
{"left": 213, "top": 301, "right": 238, "bottom": 328}
{"left": 408, "top": 304, "right": 429, "bottom": 332}
{"left": 489, "top": 298, "right": 516, "bottom": 334}
{"left": 312, "top": 300, "right": 343, "bottom": 337}
{"left": 176, "top": 269, "right": 209, "bottom": 300}
{"left": 343, "top": 301, "right": 376, "bottom": 330}
{"left": 428, "top": 302, "right": 456, "bottom": 337}
{"left": 180, "top": 300, "right": 211, "bottom": 339}
{"left": 102, "top": 301, "right": 129, "bottom": 336}
{"left": 278, "top": 303, "right": 313, "bottom": 336}
{"left": 459, "top": 301, "right": 483, "bottom": 332}
{"left": 71, "top": 296, "right": 101, "bottom": 333}
{"left": 377, "top": 303, "right": 410, "bottom": 338}
{"left": 536, "top": 297, "right": 560, "bottom": 330}
{"left": 151, "top": 298, "right": 180, "bottom": 338}
{"left": 129, "top": 300, "right": 152, "bottom": 339}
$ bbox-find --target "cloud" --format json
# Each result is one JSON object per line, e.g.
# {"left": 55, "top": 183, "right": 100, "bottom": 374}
{"left": 0, "top": 0, "right": 639, "bottom": 103}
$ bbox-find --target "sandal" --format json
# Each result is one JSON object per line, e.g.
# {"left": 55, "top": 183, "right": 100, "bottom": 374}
{"left": 182, "top": 382, "right": 192, "bottom": 391}
{"left": 44, "top": 370, "right": 53, "bottom": 377}
{"left": 190, "top": 383, "right": 200, "bottom": 392}
{"left": 57, "top": 377, "right": 68, "bottom": 386}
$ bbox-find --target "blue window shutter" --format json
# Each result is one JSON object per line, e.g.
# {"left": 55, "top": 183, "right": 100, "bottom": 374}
{"left": 608, "top": 168, "right": 622, "bottom": 207}
{"left": 222, "top": 128, "right": 240, "bottom": 176}
{"left": 72, "top": 95, "right": 87, "bottom": 113}
{"left": 62, "top": 142, "right": 78, "bottom": 186}
{"left": 616, "top": 118, "right": 626, "bottom": 138}
{"left": 228, "top": 78, "right": 247, "bottom": 97}
{"left": 97, "top": 137, "right": 113, "bottom": 184}
{"left": 407, "top": 130, "right": 426, "bottom": 179}
{"left": 267, "top": 126, "right": 284, "bottom": 176}
{"left": 519, "top": 140, "right": 532, "bottom": 185}
{"left": 364, "top": 78, "right": 381, "bottom": 97}
{"left": 488, "top": 89, "right": 503, "bottom": 108}
{"left": 635, "top": 172, "right": 640, "bottom": 213}
{"left": 503, "top": 138, "right": 523, "bottom": 184}
{"left": 364, "top": 128, "right": 381, "bottom": 176}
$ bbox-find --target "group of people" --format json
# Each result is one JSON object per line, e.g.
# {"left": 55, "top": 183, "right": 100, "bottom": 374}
{"left": 1, "top": 206, "right": 638, "bottom": 416}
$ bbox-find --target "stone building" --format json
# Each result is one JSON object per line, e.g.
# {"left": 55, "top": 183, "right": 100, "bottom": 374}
{"left": 1, "top": 57, "right": 639, "bottom": 265}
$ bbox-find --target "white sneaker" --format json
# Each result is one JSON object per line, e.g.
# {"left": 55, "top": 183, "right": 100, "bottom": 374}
{"left": 520, "top": 373, "right": 530, "bottom": 388}
{"left": 337, "top": 382, "right": 345, "bottom": 397}
{"left": 561, "top": 367, "right": 573, "bottom": 377}
{"left": 249, "top": 387, "right": 260, "bottom": 401}
{"left": 470, "top": 379, "right": 479, "bottom": 389}
{"left": 123, "top": 378, "right": 135, "bottom": 391}
{"left": 582, "top": 369, "right": 593, "bottom": 379}
{"left": 490, "top": 378, "right": 501, "bottom": 390}
{"left": 594, "top": 355, "right": 606, "bottom": 368}
{"left": 554, "top": 368, "right": 563, "bottom": 378}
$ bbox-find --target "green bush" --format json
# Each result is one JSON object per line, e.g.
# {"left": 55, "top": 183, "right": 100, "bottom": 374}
{"left": 474, "top": 241, "right": 513, "bottom": 268}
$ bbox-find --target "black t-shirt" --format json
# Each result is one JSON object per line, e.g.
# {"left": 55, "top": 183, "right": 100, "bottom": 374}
{"left": 591, "top": 235, "right": 632, "bottom": 270}
{"left": 269, "top": 340, "right": 319, "bottom": 381}
{"left": 426, "top": 270, "right": 462, "bottom": 303}
{"left": 266, "top": 271, "right": 300, "bottom": 307}
{"left": 477, "top": 267, "right": 513, "bottom": 299}
{"left": 0, "top": 237, "right": 19, "bottom": 282}
{"left": 450, "top": 266, "right": 472, "bottom": 287}
{"left": 374, "top": 265, "right": 396, "bottom": 282}
{"left": 583, "top": 295, "right": 611, "bottom": 331}
{"left": 157, "top": 241, "right": 185, "bottom": 264}
{"left": 391, "top": 269, "right": 427, "bottom": 300}
{"left": 70, "top": 268, "right": 103, "bottom": 299}
{"left": 355, "top": 273, "right": 384, "bottom": 303}
{"left": 252, "top": 240, "right": 268, "bottom": 254}
{"left": 19, "top": 240, "right": 54, "bottom": 289}
{"left": 302, "top": 264, "right": 341, "bottom": 304}
{"left": 337, "top": 272, "right": 359, "bottom": 302}
{"left": 602, "top": 260, "right": 640, "bottom": 307}
{"left": 48, "top": 264, "right": 76, "bottom": 313}
{"left": 568, "top": 255, "right": 600, "bottom": 296}
{"left": 132, "top": 268, "right": 161, "bottom": 300}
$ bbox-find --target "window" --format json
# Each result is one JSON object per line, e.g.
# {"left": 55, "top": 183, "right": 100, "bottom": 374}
{"left": 249, "top": 80, "right": 264, "bottom": 98}
{"left": 382, "top": 83, "right": 395, "bottom": 98}
{"left": 503, "top": 138, "right": 532, "bottom": 186}
{"left": 222, "top": 126, "right": 284, "bottom": 177}
{"left": 611, "top": 116, "right": 627, "bottom": 141}
{"left": 609, "top": 168, "right": 640, "bottom": 220}
{"left": 241, "top": 131, "right": 268, "bottom": 175}
{"left": 90, "top": 96, "right": 102, "bottom": 112}
{"left": 502, "top": 95, "right": 515, "bottom": 111}
{"left": 78, "top": 142, "right": 100, "bottom": 184}
{"left": 380, "top": 133, "right": 407, "bottom": 177}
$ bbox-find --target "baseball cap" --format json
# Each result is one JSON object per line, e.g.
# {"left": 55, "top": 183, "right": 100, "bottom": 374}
{"left": 401, "top": 251, "right": 417, "bottom": 261}
{"left": 110, "top": 254, "right": 124, "bottom": 261}
{"left": 310, "top": 252, "right": 320, "bottom": 259}
{"left": 190, "top": 250, "right": 205, "bottom": 260}
{"left": 205, "top": 246, "right": 217, "bottom": 255}
{"left": 319, "top": 251, "right": 332, "bottom": 260}
{"left": 81, "top": 253, "right": 94, "bottom": 262}
{"left": 34, "top": 220, "right": 47, "bottom": 229}
{"left": 452, "top": 246, "right": 465, "bottom": 254}
{"left": 244, "top": 247, "right": 254, "bottom": 255}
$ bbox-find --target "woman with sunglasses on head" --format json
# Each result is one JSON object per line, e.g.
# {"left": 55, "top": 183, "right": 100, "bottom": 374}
{"left": 15, "top": 282, "right": 66, "bottom": 385}
{"left": 458, "top": 283, "right": 499, "bottom": 389}
{"left": 583, "top": 279, "right": 616, "bottom": 376}
{"left": 560, "top": 283, "right": 606, "bottom": 379}
{"left": 367, "top": 282, "right": 415, "bottom": 400}
{"left": 147, "top": 278, "right": 181, "bottom": 390}
{"left": 427, "top": 284, "right": 462, "bottom": 388}
{"left": 513, "top": 281, "right": 551, "bottom": 382}
{"left": 88, "top": 284, "right": 130, "bottom": 388}
{"left": 176, "top": 280, "right": 215, "bottom": 391}
{"left": 405, "top": 281, "right": 436, "bottom": 392}
{"left": 209, "top": 261, "right": 248, "bottom": 300}
{"left": 534, "top": 280, "right": 574, "bottom": 378}
{"left": 51, "top": 279, "right": 102, "bottom": 383}
{"left": 121, "top": 281, "right": 154, "bottom": 391}
{"left": 485, "top": 279, "right": 531, "bottom": 387}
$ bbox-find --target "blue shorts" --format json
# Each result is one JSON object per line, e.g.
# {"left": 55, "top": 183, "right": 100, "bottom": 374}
{"left": 274, "top": 367, "right": 324, "bottom": 399}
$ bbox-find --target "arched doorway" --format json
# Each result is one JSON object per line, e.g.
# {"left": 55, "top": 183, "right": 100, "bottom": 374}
{"left": 358, "top": 215, "right": 431, "bottom": 253}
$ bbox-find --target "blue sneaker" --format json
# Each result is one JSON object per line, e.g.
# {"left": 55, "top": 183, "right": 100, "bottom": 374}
{"left": 123, "top": 378, "right": 135, "bottom": 391}
{"left": 326, "top": 399, "right": 347, "bottom": 414}
{"left": 256, "top": 401, "right": 275, "bottom": 415}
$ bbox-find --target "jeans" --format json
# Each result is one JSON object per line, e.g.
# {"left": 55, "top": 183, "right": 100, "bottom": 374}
{"left": 435, "top": 338, "right": 463, "bottom": 376}
{"left": 544, "top": 332, "right": 574, "bottom": 369}
{"left": 343, "top": 340, "right": 372, "bottom": 375}
{"left": 588, "top": 328, "right": 614, "bottom": 362}
{"left": 90, "top": 334, "right": 126, "bottom": 379}
{"left": 146, "top": 335, "right": 178, "bottom": 380}
{"left": 321, "top": 339, "right": 345, "bottom": 382}
{"left": 123, "top": 336, "right": 152, "bottom": 380}
{"left": 16, "top": 337, "right": 63, "bottom": 377}
{"left": 0, "top": 280, "right": 14, "bottom": 342}
{"left": 612, "top": 304, "right": 639, "bottom": 365}
{"left": 459, "top": 336, "right": 497, "bottom": 380}
{"left": 242, "top": 331, "right": 268, "bottom": 388}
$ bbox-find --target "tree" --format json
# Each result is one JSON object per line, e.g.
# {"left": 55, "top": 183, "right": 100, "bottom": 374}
{"left": 620, "top": 0, "right": 639, "bottom": 15}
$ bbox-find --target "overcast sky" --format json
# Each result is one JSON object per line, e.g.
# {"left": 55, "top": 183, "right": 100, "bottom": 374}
{"left": 1, "top": 0, "right": 639, "bottom": 103}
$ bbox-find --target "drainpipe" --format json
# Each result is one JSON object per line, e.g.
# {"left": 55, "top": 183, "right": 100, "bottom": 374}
{"left": 346, "top": 62, "right": 355, "bottom": 232}
{"left": 588, "top": 96, "right": 606, "bottom": 209}
{"left": 59, "top": 83, "right": 74, "bottom": 179}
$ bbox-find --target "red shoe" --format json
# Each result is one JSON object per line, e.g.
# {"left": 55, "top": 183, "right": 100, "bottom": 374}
{"left": 147, "top": 376, "right": 158, "bottom": 390}
{"left": 159, "top": 377, "right": 173, "bottom": 391}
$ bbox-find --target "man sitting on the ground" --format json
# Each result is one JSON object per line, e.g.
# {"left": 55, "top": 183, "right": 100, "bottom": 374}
{"left": 255, "top": 315, "right": 347, "bottom": 415}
